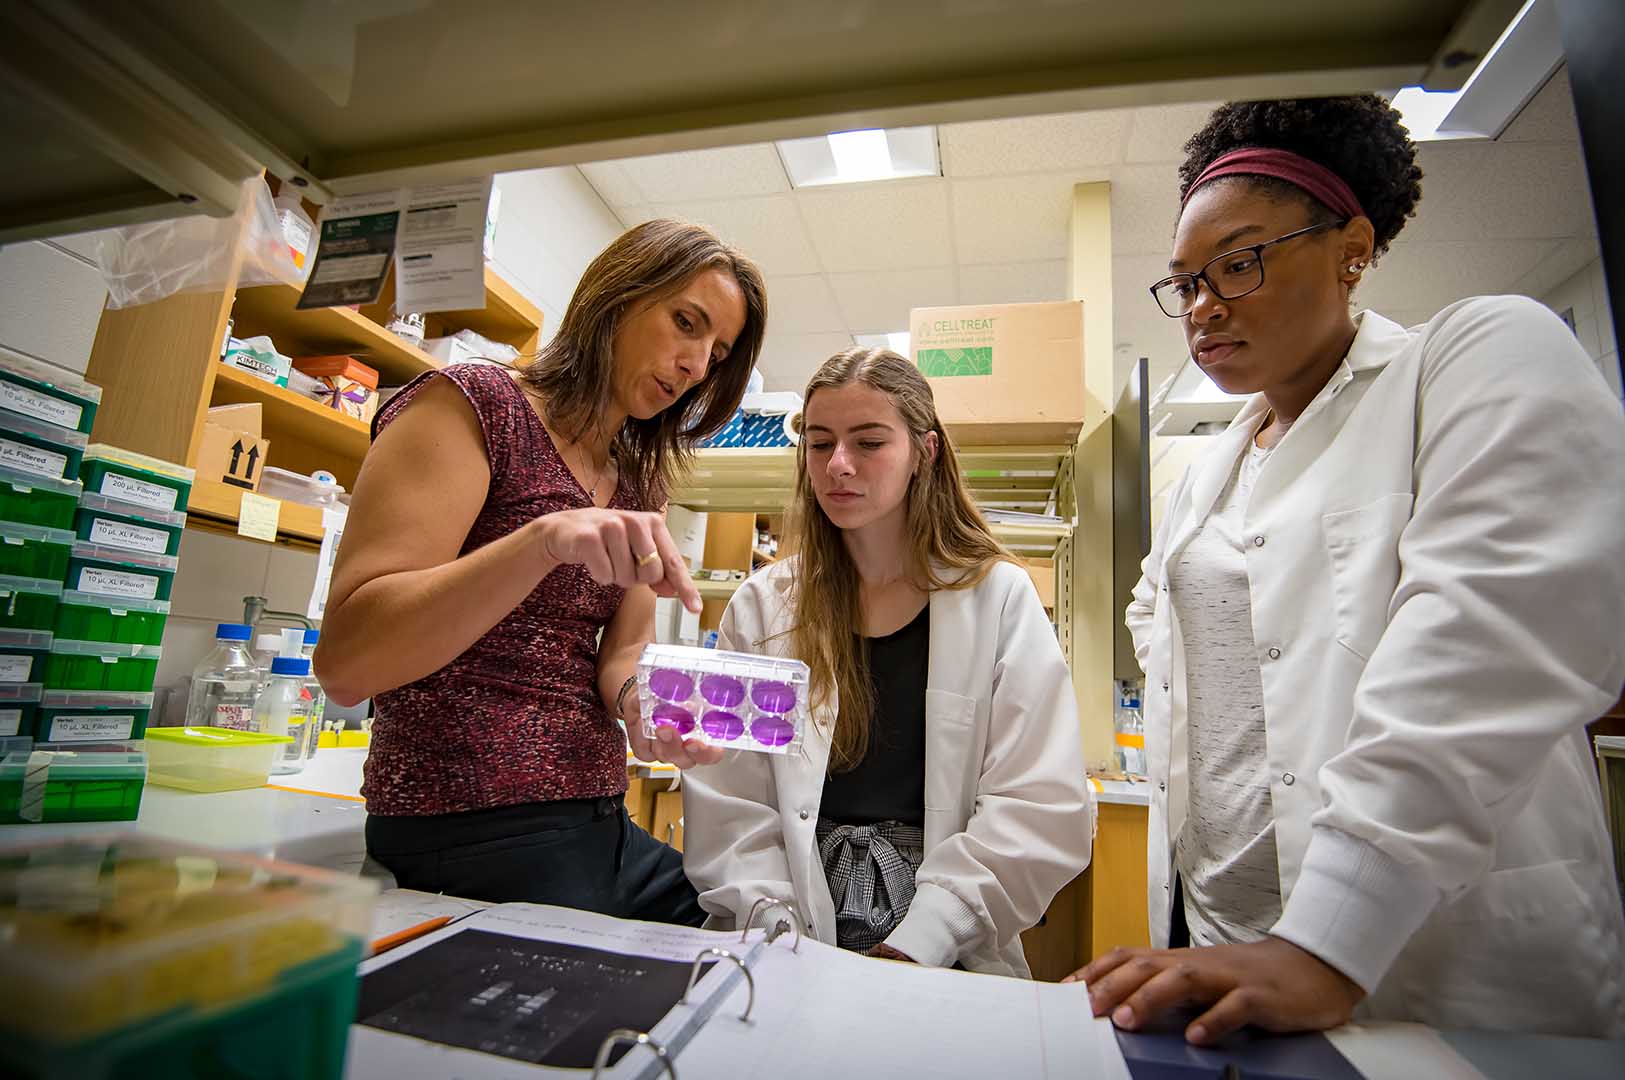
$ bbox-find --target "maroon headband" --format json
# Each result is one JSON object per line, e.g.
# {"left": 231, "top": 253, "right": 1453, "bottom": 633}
{"left": 1182, "top": 147, "right": 1365, "bottom": 221}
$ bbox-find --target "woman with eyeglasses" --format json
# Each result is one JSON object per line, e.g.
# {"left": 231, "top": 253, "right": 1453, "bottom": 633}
{"left": 1070, "top": 96, "right": 1625, "bottom": 1041}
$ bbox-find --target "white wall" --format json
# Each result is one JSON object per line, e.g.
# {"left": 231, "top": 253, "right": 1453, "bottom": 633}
{"left": 0, "top": 234, "right": 107, "bottom": 378}
{"left": 1540, "top": 256, "right": 1621, "bottom": 399}
{"left": 490, "top": 166, "right": 627, "bottom": 345}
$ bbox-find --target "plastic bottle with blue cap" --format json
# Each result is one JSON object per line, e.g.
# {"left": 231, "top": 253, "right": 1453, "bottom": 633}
{"left": 256, "top": 630, "right": 316, "bottom": 775}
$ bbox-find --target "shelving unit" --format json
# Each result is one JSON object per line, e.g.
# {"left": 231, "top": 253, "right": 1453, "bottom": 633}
{"left": 83, "top": 253, "right": 544, "bottom": 548}
{"left": 671, "top": 441, "right": 1074, "bottom": 560}
{"left": 186, "top": 479, "right": 328, "bottom": 544}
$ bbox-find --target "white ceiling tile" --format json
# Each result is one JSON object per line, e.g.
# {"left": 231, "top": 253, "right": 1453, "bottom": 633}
{"left": 796, "top": 179, "right": 952, "bottom": 273}
{"left": 1360, "top": 239, "right": 1558, "bottom": 316}
{"left": 1498, "top": 66, "right": 1576, "bottom": 143}
{"left": 827, "top": 267, "right": 957, "bottom": 332}
{"left": 1110, "top": 164, "right": 1185, "bottom": 257}
{"left": 1508, "top": 235, "right": 1602, "bottom": 301}
{"left": 1122, "top": 101, "right": 1223, "bottom": 165}
{"left": 940, "top": 109, "right": 1130, "bottom": 177}
{"left": 957, "top": 261, "right": 1066, "bottom": 306}
{"left": 1406, "top": 140, "right": 1594, "bottom": 242}
{"left": 756, "top": 331, "right": 855, "bottom": 391}
{"left": 764, "top": 274, "right": 847, "bottom": 336}
{"left": 651, "top": 195, "right": 823, "bottom": 276}
{"left": 578, "top": 161, "right": 643, "bottom": 208}
{"left": 619, "top": 146, "right": 789, "bottom": 202}
{"left": 951, "top": 172, "right": 1089, "bottom": 264}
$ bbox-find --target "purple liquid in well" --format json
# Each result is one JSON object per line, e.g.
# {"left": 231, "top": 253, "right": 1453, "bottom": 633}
{"left": 749, "top": 715, "right": 796, "bottom": 748}
{"left": 700, "top": 710, "right": 745, "bottom": 741}
{"left": 750, "top": 680, "right": 797, "bottom": 713}
{"left": 651, "top": 703, "right": 695, "bottom": 735}
{"left": 648, "top": 668, "right": 695, "bottom": 702}
{"left": 699, "top": 674, "right": 746, "bottom": 708}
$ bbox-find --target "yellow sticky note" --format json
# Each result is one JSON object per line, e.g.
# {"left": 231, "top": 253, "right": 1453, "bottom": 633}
{"left": 237, "top": 491, "right": 281, "bottom": 542}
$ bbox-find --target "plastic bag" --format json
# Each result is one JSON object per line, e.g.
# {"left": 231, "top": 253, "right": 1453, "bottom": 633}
{"left": 97, "top": 177, "right": 303, "bottom": 309}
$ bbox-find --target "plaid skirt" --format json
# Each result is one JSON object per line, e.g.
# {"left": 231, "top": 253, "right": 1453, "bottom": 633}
{"left": 816, "top": 818, "right": 926, "bottom": 954}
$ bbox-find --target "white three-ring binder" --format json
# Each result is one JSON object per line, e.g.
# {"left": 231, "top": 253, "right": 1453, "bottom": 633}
{"left": 346, "top": 897, "right": 1129, "bottom": 1080}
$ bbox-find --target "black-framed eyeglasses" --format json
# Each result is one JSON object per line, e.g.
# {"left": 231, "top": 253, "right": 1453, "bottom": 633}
{"left": 1148, "top": 220, "right": 1346, "bottom": 318}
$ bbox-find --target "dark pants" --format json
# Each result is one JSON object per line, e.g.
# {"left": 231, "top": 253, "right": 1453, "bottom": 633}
{"left": 365, "top": 795, "right": 705, "bottom": 927}
{"left": 1170, "top": 873, "right": 1191, "bottom": 949}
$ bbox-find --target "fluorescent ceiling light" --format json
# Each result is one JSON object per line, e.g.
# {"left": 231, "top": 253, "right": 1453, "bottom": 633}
{"left": 828, "top": 130, "right": 893, "bottom": 182}
{"left": 853, "top": 331, "right": 911, "bottom": 355}
{"left": 1389, "top": 0, "right": 1561, "bottom": 141}
{"left": 778, "top": 127, "right": 939, "bottom": 188}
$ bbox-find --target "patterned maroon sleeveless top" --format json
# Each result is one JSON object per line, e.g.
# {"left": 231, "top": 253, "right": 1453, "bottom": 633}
{"left": 361, "top": 364, "right": 637, "bottom": 815}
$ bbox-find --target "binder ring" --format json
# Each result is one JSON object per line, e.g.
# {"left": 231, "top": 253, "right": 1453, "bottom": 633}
{"left": 591, "top": 1028, "right": 676, "bottom": 1079}
{"left": 741, "top": 896, "right": 804, "bottom": 952}
{"left": 682, "top": 947, "right": 755, "bottom": 1022}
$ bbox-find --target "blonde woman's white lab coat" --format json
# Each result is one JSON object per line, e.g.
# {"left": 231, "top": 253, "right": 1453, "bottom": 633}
{"left": 682, "top": 558, "right": 1092, "bottom": 976}
{"left": 1132, "top": 297, "right": 1625, "bottom": 1037}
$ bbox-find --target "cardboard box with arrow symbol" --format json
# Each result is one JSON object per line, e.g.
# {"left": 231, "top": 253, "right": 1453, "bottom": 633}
{"left": 198, "top": 402, "right": 269, "bottom": 491}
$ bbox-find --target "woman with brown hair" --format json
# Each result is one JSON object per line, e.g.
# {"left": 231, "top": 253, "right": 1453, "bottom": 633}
{"left": 315, "top": 219, "right": 766, "bottom": 921}
{"left": 682, "top": 347, "right": 1091, "bottom": 972}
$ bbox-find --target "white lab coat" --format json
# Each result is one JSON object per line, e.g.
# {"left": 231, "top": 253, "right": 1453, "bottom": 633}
{"left": 682, "top": 558, "right": 1092, "bottom": 976}
{"left": 1131, "top": 296, "right": 1625, "bottom": 1037}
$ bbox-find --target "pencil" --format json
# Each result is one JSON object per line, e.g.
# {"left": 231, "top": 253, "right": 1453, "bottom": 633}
{"left": 370, "top": 915, "right": 454, "bottom": 956}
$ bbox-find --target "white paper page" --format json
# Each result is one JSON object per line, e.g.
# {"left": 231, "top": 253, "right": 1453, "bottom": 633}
{"left": 395, "top": 178, "right": 493, "bottom": 313}
{"left": 369, "top": 887, "right": 493, "bottom": 941}
{"left": 676, "top": 940, "right": 1131, "bottom": 1080}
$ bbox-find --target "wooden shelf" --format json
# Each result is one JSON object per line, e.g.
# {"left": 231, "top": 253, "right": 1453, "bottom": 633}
{"left": 695, "top": 577, "right": 745, "bottom": 601}
{"left": 211, "top": 365, "right": 371, "bottom": 459}
{"left": 230, "top": 284, "right": 443, "bottom": 387}
{"left": 424, "top": 268, "right": 548, "bottom": 353}
{"left": 186, "top": 478, "right": 328, "bottom": 547}
{"left": 672, "top": 442, "right": 1074, "bottom": 553}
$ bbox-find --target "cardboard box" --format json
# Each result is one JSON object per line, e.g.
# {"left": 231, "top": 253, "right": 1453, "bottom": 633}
{"left": 198, "top": 404, "right": 268, "bottom": 491}
{"left": 909, "top": 301, "right": 1086, "bottom": 445}
{"left": 1021, "top": 557, "right": 1056, "bottom": 609}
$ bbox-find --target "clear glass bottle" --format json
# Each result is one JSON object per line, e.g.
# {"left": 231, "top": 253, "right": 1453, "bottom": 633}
{"left": 257, "top": 656, "right": 315, "bottom": 775}
{"left": 184, "top": 623, "right": 259, "bottom": 731}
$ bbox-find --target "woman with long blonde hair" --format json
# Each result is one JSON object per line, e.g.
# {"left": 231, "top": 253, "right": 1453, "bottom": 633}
{"left": 683, "top": 347, "right": 1091, "bottom": 974}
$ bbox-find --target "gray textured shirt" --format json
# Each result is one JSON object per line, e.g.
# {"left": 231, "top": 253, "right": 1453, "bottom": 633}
{"left": 1166, "top": 439, "right": 1283, "bottom": 945}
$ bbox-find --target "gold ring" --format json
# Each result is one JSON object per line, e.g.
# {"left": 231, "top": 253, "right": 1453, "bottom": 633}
{"left": 636, "top": 550, "right": 661, "bottom": 568}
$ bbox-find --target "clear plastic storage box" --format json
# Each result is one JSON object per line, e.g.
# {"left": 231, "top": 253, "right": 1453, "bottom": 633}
{"left": 79, "top": 443, "right": 194, "bottom": 514}
{"left": 0, "top": 836, "right": 377, "bottom": 1079}
{"left": 0, "top": 575, "right": 62, "bottom": 633}
{"left": 0, "top": 409, "right": 88, "bottom": 483}
{"left": 145, "top": 726, "right": 294, "bottom": 792}
{"left": 0, "top": 348, "right": 102, "bottom": 436}
{"left": 0, "top": 628, "right": 52, "bottom": 684}
{"left": 43, "top": 640, "right": 161, "bottom": 694}
{"left": 636, "top": 643, "right": 810, "bottom": 755}
{"left": 53, "top": 591, "right": 169, "bottom": 646}
{"left": 0, "top": 682, "right": 41, "bottom": 737}
{"left": 73, "top": 493, "right": 186, "bottom": 558}
{"left": 63, "top": 542, "right": 178, "bottom": 603}
{"left": 0, "top": 523, "right": 73, "bottom": 581}
{"left": 0, "top": 745, "right": 146, "bottom": 824}
{"left": 0, "top": 467, "right": 81, "bottom": 530}
{"left": 35, "top": 690, "right": 153, "bottom": 743}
